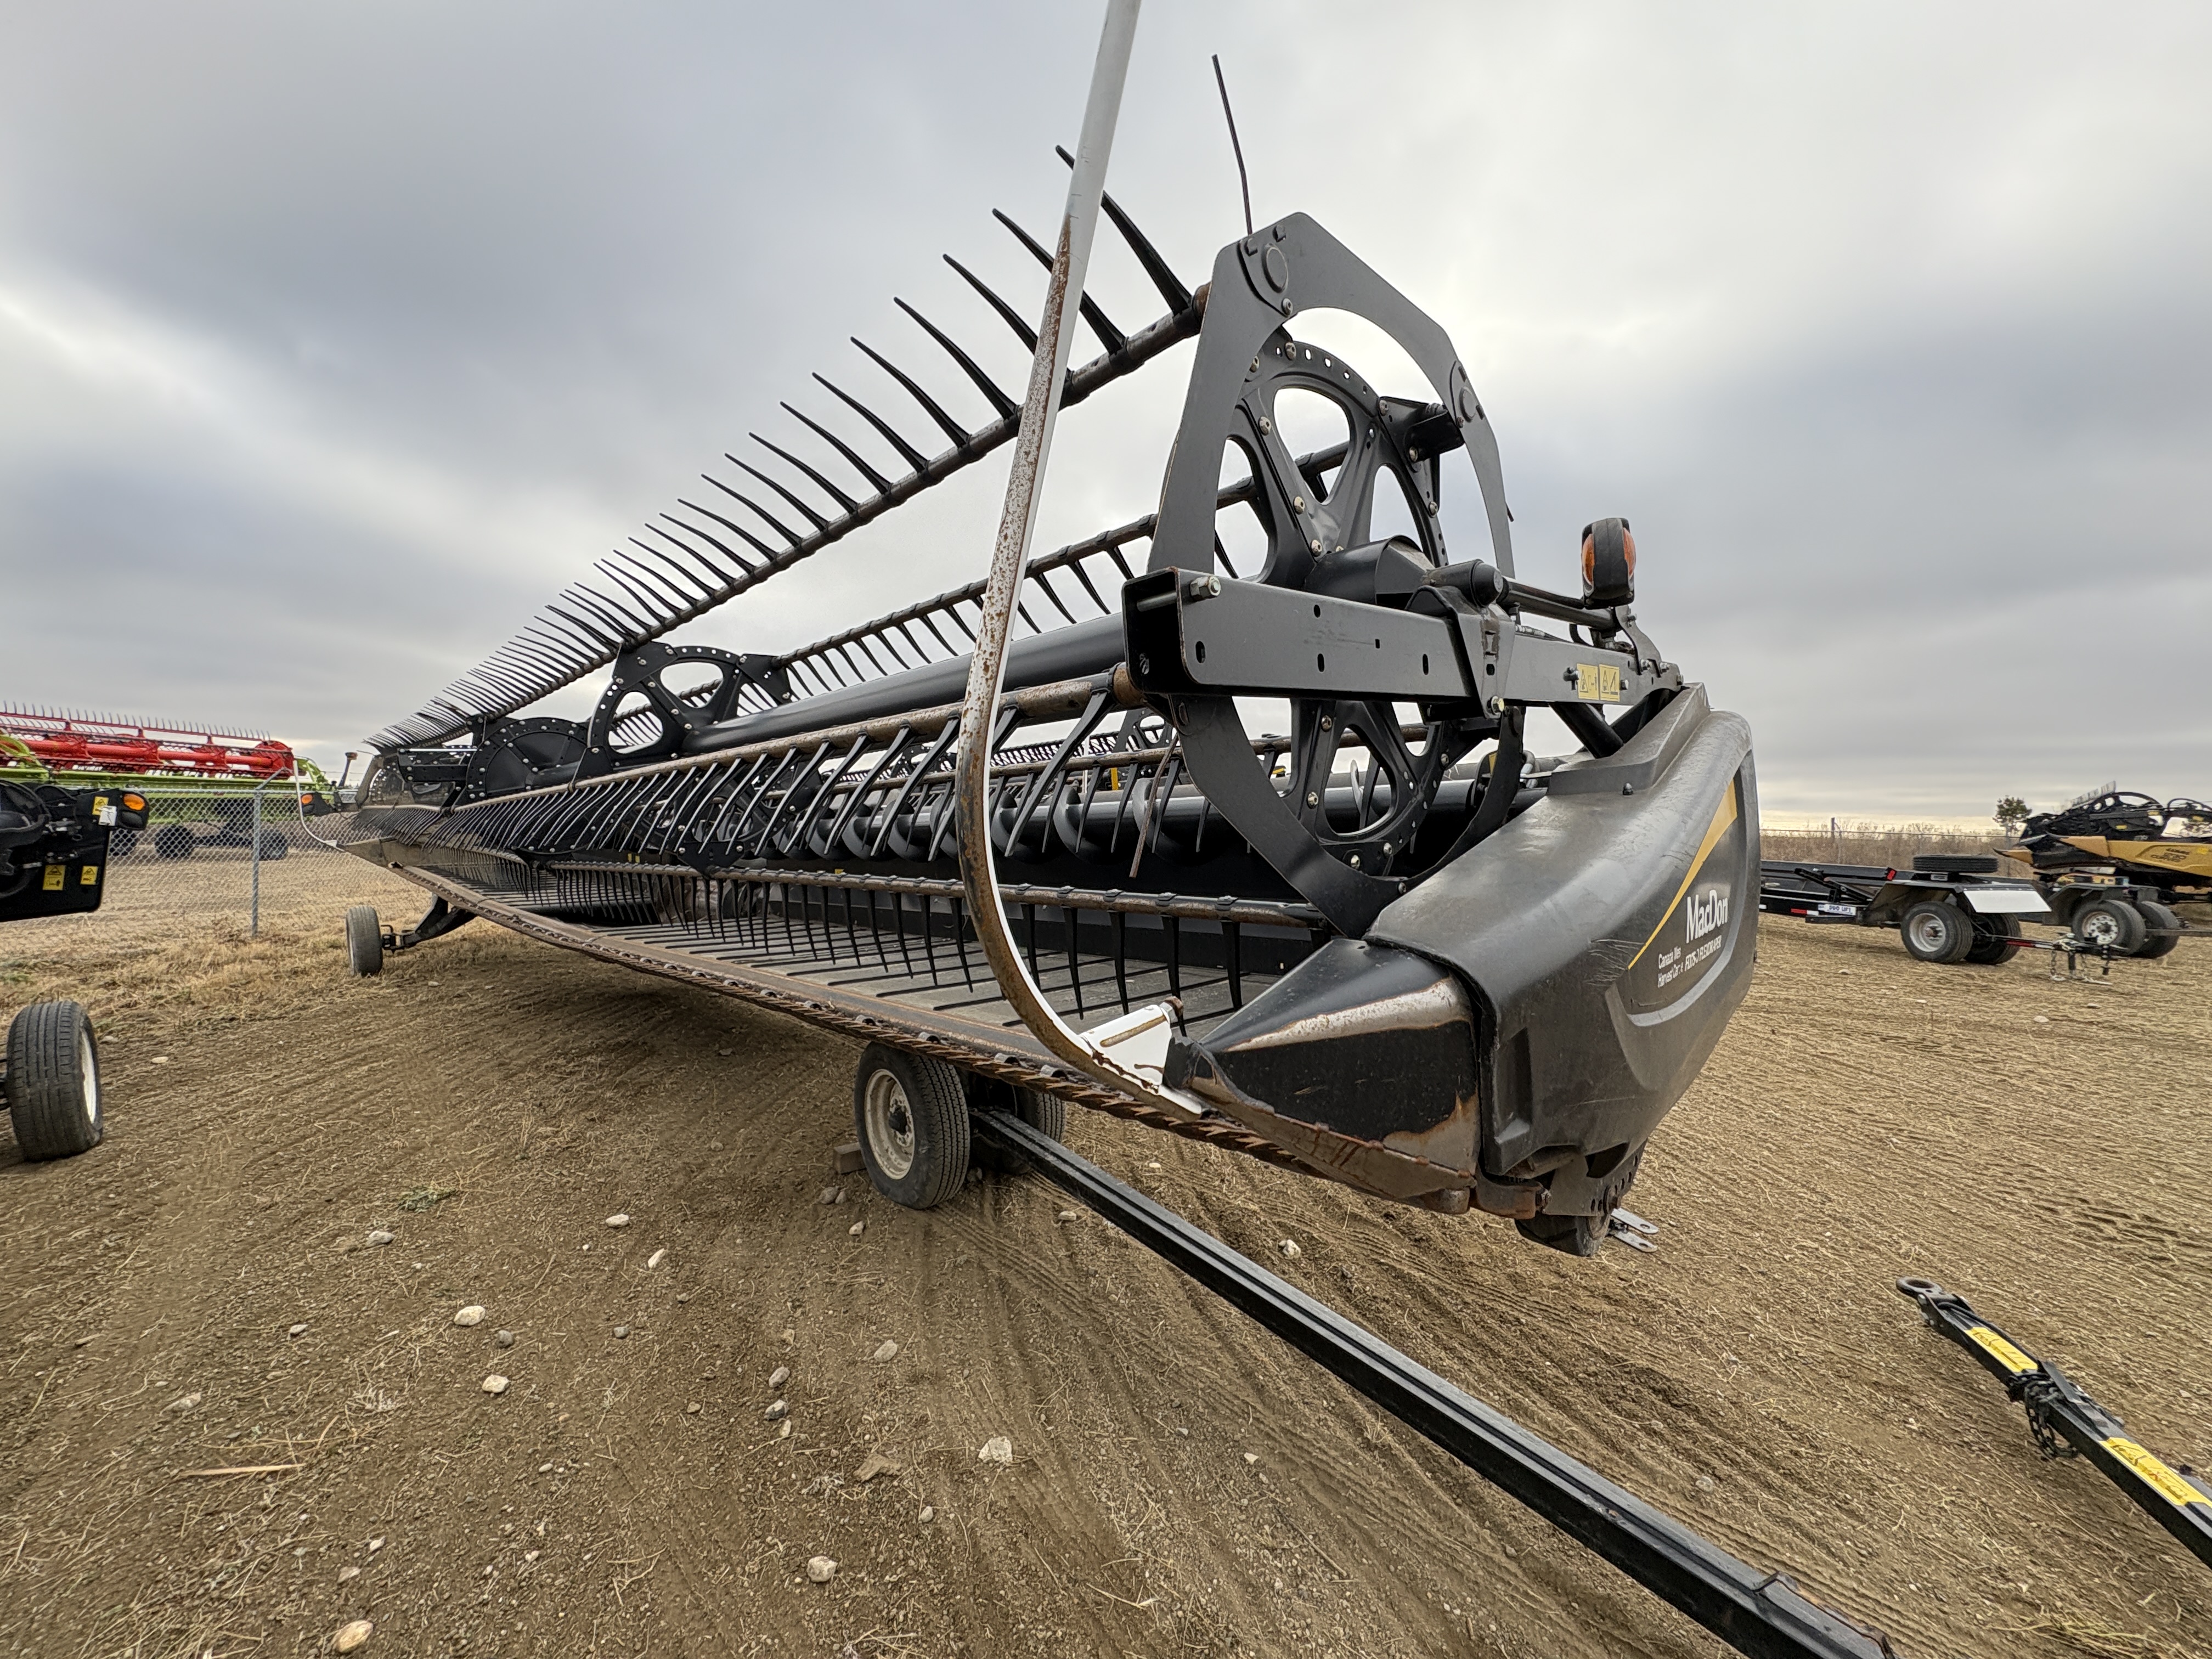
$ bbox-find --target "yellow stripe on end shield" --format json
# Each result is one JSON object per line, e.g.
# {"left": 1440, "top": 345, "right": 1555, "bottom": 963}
{"left": 1626, "top": 783, "right": 1740, "bottom": 970}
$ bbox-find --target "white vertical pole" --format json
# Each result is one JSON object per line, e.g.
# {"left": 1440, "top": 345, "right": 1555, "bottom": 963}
{"left": 251, "top": 780, "right": 266, "bottom": 938}
{"left": 953, "top": 0, "right": 1160, "bottom": 1095}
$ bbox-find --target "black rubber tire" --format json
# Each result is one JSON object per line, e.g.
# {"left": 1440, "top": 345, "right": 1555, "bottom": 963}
{"left": 1912, "top": 854, "right": 2001, "bottom": 874}
{"left": 853, "top": 1043, "right": 970, "bottom": 1210}
{"left": 257, "top": 832, "right": 289, "bottom": 862}
{"left": 2072, "top": 897, "right": 2147, "bottom": 956}
{"left": 345, "top": 905, "right": 384, "bottom": 977}
{"left": 154, "top": 823, "right": 194, "bottom": 860}
{"left": 1963, "top": 913, "right": 2022, "bottom": 965}
{"left": 6, "top": 1001, "right": 104, "bottom": 1161}
{"left": 109, "top": 827, "right": 139, "bottom": 859}
{"left": 1516, "top": 1211, "right": 1609, "bottom": 1257}
{"left": 2135, "top": 899, "right": 2182, "bottom": 960}
{"left": 1899, "top": 899, "right": 1974, "bottom": 963}
{"left": 967, "top": 1074, "right": 1069, "bottom": 1173}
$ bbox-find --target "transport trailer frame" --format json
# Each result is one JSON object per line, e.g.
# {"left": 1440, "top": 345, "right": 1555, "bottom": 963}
{"left": 1895, "top": 1278, "right": 2212, "bottom": 1571}
{"left": 1758, "top": 855, "right": 2052, "bottom": 966}
{"left": 978, "top": 1107, "right": 1897, "bottom": 1658}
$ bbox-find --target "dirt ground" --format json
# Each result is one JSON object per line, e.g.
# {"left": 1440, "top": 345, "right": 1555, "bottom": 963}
{"left": 2, "top": 877, "right": 2207, "bottom": 1659}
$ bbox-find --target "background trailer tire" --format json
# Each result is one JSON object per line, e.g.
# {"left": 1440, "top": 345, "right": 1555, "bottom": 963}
{"left": 5, "top": 1000, "right": 104, "bottom": 1161}
{"left": 1900, "top": 899, "right": 1974, "bottom": 963}
{"left": 2072, "top": 896, "right": 2147, "bottom": 956}
{"left": 1964, "top": 913, "right": 2023, "bottom": 965}
{"left": 2135, "top": 899, "right": 2183, "bottom": 960}
{"left": 854, "top": 1043, "right": 970, "bottom": 1210}
{"left": 345, "top": 905, "right": 384, "bottom": 977}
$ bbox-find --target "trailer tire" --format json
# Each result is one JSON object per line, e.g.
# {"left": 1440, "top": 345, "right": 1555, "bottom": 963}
{"left": 1900, "top": 900, "right": 1973, "bottom": 963}
{"left": 966, "top": 1074, "right": 1068, "bottom": 1173}
{"left": 154, "top": 823, "right": 194, "bottom": 860}
{"left": 345, "top": 905, "right": 383, "bottom": 977}
{"left": 2072, "top": 897, "right": 2146, "bottom": 956}
{"left": 2134, "top": 899, "right": 2182, "bottom": 960}
{"left": 1516, "top": 1211, "right": 1608, "bottom": 1257}
{"left": 6, "top": 1001, "right": 104, "bottom": 1161}
{"left": 1963, "top": 913, "right": 2022, "bottom": 965}
{"left": 854, "top": 1043, "right": 970, "bottom": 1210}
{"left": 110, "top": 827, "right": 139, "bottom": 859}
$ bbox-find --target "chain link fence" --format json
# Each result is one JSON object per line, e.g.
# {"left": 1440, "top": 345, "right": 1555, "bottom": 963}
{"left": 48, "top": 783, "right": 421, "bottom": 942}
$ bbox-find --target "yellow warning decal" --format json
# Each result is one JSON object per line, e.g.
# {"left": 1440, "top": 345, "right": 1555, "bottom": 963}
{"left": 42, "top": 865, "right": 65, "bottom": 891}
{"left": 93, "top": 795, "right": 109, "bottom": 812}
{"left": 1576, "top": 663, "right": 1623, "bottom": 703}
{"left": 2102, "top": 1437, "right": 2210, "bottom": 1508}
{"left": 1963, "top": 1325, "right": 2037, "bottom": 1375}
{"left": 1627, "top": 783, "right": 1741, "bottom": 970}
{"left": 80, "top": 864, "right": 99, "bottom": 886}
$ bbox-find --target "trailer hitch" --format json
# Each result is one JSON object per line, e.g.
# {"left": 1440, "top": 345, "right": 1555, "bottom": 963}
{"left": 1894, "top": 1277, "right": 2212, "bottom": 1570}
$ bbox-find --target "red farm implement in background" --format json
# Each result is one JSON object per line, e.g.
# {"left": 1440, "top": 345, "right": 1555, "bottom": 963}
{"left": 0, "top": 708, "right": 298, "bottom": 781}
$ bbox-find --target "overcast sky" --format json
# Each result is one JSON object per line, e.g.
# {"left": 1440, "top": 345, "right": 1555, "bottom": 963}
{"left": 3, "top": 2, "right": 2206, "bottom": 822}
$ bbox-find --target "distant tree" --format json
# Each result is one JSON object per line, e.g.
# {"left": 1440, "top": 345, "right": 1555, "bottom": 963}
{"left": 1994, "top": 795, "right": 2030, "bottom": 837}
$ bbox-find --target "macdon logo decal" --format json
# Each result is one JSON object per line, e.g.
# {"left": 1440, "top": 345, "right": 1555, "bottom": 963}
{"left": 1685, "top": 887, "right": 1729, "bottom": 942}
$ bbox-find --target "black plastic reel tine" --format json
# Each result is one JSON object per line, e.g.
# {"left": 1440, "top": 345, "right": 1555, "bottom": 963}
{"left": 1054, "top": 145, "right": 1193, "bottom": 314}
{"left": 943, "top": 253, "right": 1038, "bottom": 353}
{"left": 752, "top": 431, "right": 858, "bottom": 515}
{"left": 726, "top": 455, "right": 830, "bottom": 534}
{"left": 674, "top": 499, "right": 776, "bottom": 566}
{"left": 780, "top": 401, "right": 893, "bottom": 495}
{"left": 812, "top": 373, "right": 930, "bottom": 473}
{"left": 894, "top": 297, "right": 1018, "bottom": 423}
{"left": 991, "top": 208, "right": 1126, "bottom": 353}
{"left": 850, "top": 336, "right": 972, "bottom": 450}
{"left": 701, "top": 477, "right": 804, "bottom": 548}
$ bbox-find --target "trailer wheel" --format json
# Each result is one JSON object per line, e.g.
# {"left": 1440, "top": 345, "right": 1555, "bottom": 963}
{"left": 1900, "top": 900, "right": 1973, "bottom": 963}
{"left": 1516, "top": 1211, "right": 1607, "bottom": 1257}
{"left": 2072, "top": 897, "right": 2146, "bottom": 956}
{"left": 5, "top": 1001, "right": 104, "bottom": 1161}
{"left": 345, "top": 905, "right": 384, "bottom": 977}
{"left": 2134, "top": 899, "right": 2182, "bottom": 960}
{"left": 854, "top": 1043, "right": 970, "bottom": 1210}
{"left": 1963, "top": 914, "right": 2022, "bottom": 965}
{"left": 966, "top": 1074, "right": 1068, "bottom": 1173}
{"left": 154, "top": 823, "right": 194, "bottom": 860}
{"left": 110, "top": 827, "right": 139, "bottom": 859}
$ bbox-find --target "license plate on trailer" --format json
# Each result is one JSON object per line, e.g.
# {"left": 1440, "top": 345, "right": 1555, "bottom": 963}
{"left": 1963, "top": 887, "right": 2049, "bottom": 915}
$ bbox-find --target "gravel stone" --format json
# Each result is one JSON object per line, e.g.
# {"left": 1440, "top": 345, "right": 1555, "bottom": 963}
{"left": 820, "top": 1186, "right": 845, "bottom": 1205}
{"left": 646, "top": 1249, "right": 667, "bottom": 1269}
{"left": 453, "top": 1306, "right": 486, "bottom": 1327}
{"left": 768, "top": 1364, "right": 791, "bottom": 1390}
{"left": 365, "top": 1231, "right": 394, "bottom": 1246}
{"left": 287, "top": 1323, "right": 308, "bottom": 1338}
{"left": 1278, "top": 1239, "right": 1302, "bottom": 1259}
{"left": 919, "top": 1505, "right": 935, "bottom": 1523}
{"left": 765, "top": 1398, "right": 789, "bottom": 1421}
{"left": 978, "top": 1435, "right": 1013, "bottom": 1465}
{"left": 605, "top": 1213, "right": 630, "bottom": 1228}
{"left": 872, "top": 1340, "right": 899, "bottom": 1363}
{"left": 806, "top": 1555, "right": 838, "bottom": 1583}
{"left": 613, "top": 1325, "right": 629, "bottom": 1340}
{"left": 481, "top": 1375, "right": 510, "bottom": 1395}
{"left": 333, "top": 1620, "right": 374, "bottom": 1653}
{"left": 848, "top": 1221, "right": 865, "bottom": 1238}
{"left": 496, "top": 1330, "right": 515, "bottom": 1349}
{"left": 166, "top": 1391, "right": 201, "bottom": 1414}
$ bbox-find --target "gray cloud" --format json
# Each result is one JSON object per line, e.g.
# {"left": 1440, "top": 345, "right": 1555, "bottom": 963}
{"left": 2, "top": 2, "right": 2205, "bottom": 820}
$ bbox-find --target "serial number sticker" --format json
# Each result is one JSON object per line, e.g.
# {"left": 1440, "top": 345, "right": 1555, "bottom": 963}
{"left": 1964, "top": 1324, "right": 2038, "bottom": 1375}
{"left": 81, "top": 864, "right": 100, "bottom": 886}
{"left": 1575, "top": 663, "right": 1623, "bottom": 703}
{"left": 42, "top": 865, "right": 66, "bottom": 891}
{"left": 2102, "top": 1437, "right": 2210, "bottom": 1508}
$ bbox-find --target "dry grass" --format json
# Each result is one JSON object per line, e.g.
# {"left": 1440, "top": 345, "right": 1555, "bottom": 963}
{"left": 1759, "top": 818, "right": 2012, "bottom": 871}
